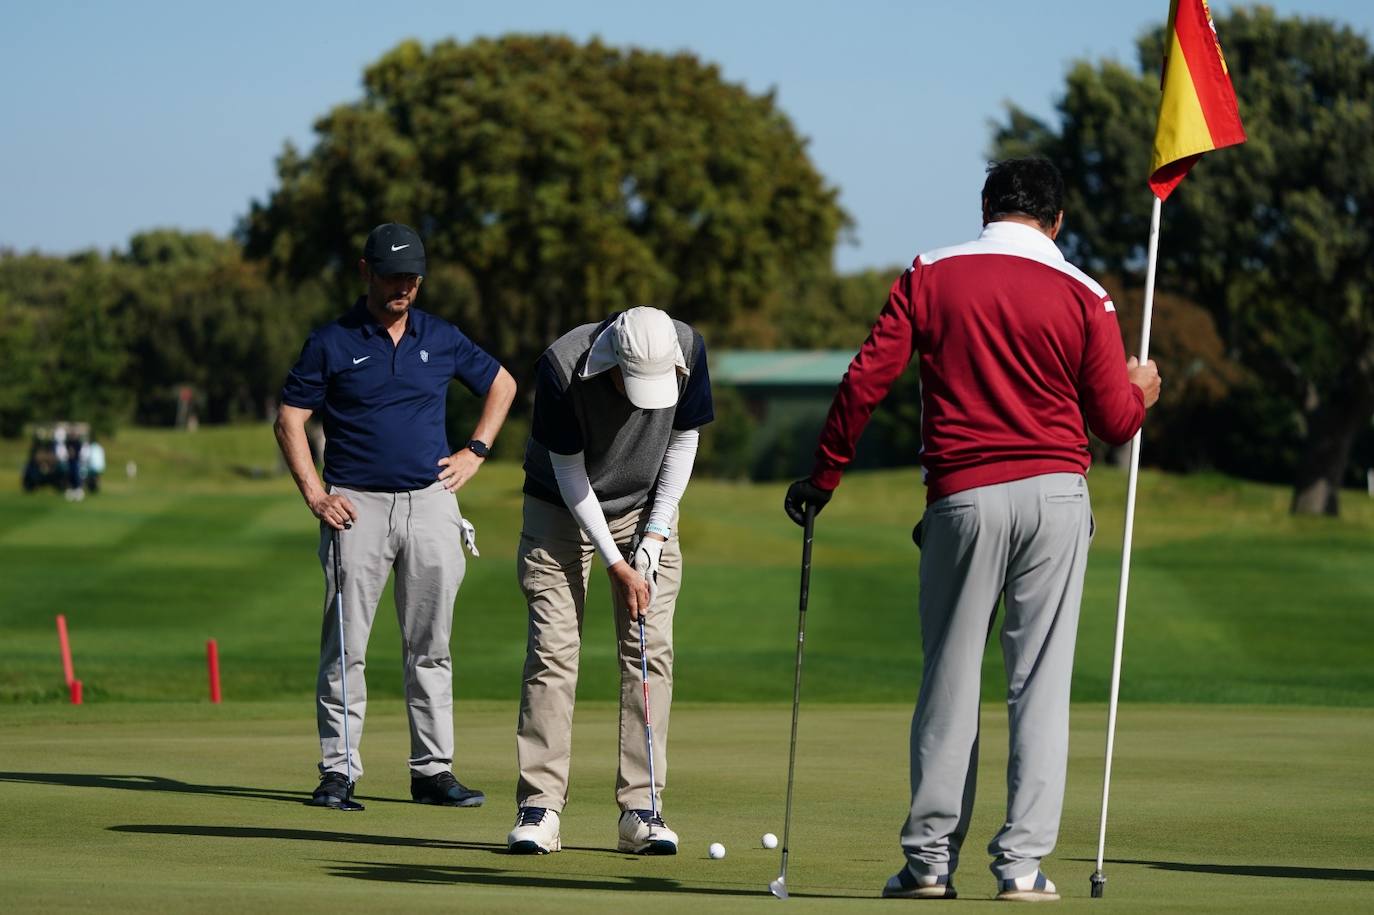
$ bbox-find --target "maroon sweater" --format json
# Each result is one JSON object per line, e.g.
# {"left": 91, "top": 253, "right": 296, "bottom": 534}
{"left": 812, "top": 221, "right": 1144, "bottom": 503}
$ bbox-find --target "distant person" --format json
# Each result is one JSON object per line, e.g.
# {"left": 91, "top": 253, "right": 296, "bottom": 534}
{"left": 784, "top": 158, "right": 1160, "bottom": 900}
{"left": 67, "top": 434, "right": 86, "bottom": 499}
{"left": 274, "top": 223, "right": 517, "bottom": 811}
{"left": 505, "top": 307, "right": 713, "bottom": 856}
{"left": 54, "top": 425, "right": 85, "bottom": 502}
{"left": 85, "top": 439, "right": 106, "bottom": 494}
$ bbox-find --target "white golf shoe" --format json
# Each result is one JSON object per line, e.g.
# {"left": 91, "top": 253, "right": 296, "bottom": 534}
{"left": 996, "top": 870, "right": 1059, "bottom": 901}
{"left": 617, "top": 809, "right": 678, "bottom": 855}
{"left": 881, "top": 866, "right": 957, "bottom": 899}
{"left": 507, "top": 807, "right": 561, "bottom": 855}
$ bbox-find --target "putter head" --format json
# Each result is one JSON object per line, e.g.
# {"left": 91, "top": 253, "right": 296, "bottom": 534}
{"left": 768, "top": 876, "right": 788, "bottom": 899}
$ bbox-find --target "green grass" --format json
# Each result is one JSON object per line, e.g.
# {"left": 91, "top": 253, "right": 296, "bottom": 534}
{"left": 3, "top": 425, "right": 1372, "bottom": 911}
{"left": 1, "top": 424, "right": 1371, "bottom": 706}
{"left": 2, "top": 701, "right": 1371, "bottom": 912}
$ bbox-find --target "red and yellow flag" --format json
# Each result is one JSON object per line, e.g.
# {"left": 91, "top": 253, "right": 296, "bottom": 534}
{"left": 1149, "top": 0, "right": 1247, "bottom": 200}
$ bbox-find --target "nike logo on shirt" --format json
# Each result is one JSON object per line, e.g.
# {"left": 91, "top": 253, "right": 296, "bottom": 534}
{"left": 353, "top": 356, "right": 372, "bottom": 365}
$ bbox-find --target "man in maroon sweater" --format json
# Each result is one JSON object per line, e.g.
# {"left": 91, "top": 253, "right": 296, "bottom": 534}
{"left": 784, "top": 158, "right": 1160, "bottom": 901}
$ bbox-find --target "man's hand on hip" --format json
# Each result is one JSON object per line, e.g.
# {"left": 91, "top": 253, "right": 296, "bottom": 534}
{"left": 438, "top": 449, "right": 484, "bottom": 492}
{"left": 608, "top": 560, "right": 652, "bottom": 621}
{"left": 308, "top": 491, "right": 358, "bottom": 531}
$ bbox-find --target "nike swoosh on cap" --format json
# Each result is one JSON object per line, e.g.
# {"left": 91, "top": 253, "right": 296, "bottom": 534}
{"left": 390, "top": 243, "right": 410, "bottom": 252}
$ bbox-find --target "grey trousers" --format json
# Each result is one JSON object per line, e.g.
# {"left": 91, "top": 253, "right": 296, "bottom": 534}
{"left": 514, "top": 495, "right": 682, "bottom": 813}
{"left": 902, "top": 472, "right": 1092, "bottom": 881}
{"left": 316, "top": 481, "right": 466, "bottom": 781}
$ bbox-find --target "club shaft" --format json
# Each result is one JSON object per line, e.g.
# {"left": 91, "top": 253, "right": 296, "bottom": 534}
{"left": 333, "top": 530, "right": 355, "bottom": 786}
{"left": 779, "top": 506, "right": 815, "bottom": 878}
{"left": 638, "top": 616, "right": 658, "bottom": 820}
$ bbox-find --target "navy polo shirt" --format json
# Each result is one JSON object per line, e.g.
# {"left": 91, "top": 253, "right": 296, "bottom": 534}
{"left": 281, "top": 299, "right": 501, "bottom": 491}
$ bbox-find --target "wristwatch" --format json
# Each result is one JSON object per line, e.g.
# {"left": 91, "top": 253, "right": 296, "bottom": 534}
{"left": 466, "top": 439, "right": 490, "bottom": 458}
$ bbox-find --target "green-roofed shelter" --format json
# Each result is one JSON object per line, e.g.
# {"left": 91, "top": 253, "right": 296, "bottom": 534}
{"left": 711, "top": 350, "right": 858, "bottom": 387}
{"left": 709, "top": 350, "right": 920, "bottom": 480}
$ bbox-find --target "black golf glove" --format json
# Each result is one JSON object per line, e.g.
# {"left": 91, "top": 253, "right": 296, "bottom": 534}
{"left": 784, "top": 478, "right": 833, "bottom": 527}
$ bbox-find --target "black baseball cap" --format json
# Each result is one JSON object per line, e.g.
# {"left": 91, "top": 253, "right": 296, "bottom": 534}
{"left": 363, "top": 223, "right": 426, "bottom": 276}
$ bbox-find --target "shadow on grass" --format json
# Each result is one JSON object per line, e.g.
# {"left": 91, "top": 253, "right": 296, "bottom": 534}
{"left": 0, "top": 771, "right": 303, "bottom": 804}
{"left": 109, "top": 826, "right": 858, "bottom": 898}
{"left": 110, "top": 824, "right": 604, "bottom": 855}
{"left": 1079, "top": 859, "right": 1374, "bottom": 882}
{"left": 325, "top": 860, "right": 853, "bottom": 898}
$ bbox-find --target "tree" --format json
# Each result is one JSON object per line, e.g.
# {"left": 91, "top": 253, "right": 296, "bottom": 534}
{"left": 0, "top": 290, "right": 42, "bottom": 437}
{"left": 116, "top": 230, "right": 325, "bottom": 423}
{"left": 0, "top": 251, "right": 130, "bottom": 436}
{"left": 993, "top": 8, "right": 1374, "bottom": 515}
{"left": 241, "top": 35, "right": 848, "bottom": 387}
{"left": 49, "top": 262, "right": 130, "bottom": 436}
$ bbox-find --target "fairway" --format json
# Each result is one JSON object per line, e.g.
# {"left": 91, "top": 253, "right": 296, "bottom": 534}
{"left": 3, "top": 701, "right": 1372, "bottom": 912}
{"left": 3, "top": 426, "right": 1373, "bottom": 707}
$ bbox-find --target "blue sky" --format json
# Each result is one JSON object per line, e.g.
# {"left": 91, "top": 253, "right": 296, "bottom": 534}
{"left": 2, "top": 1, "right": 1369, "bottom": 272}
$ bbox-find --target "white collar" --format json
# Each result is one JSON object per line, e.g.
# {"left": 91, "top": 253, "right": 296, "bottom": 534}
{"left": 979, "top": 220, "right": 1063, "bottom": 260}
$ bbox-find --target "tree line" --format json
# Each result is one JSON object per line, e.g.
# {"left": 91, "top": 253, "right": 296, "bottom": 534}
{"left": 4, "top": 16, "right": 1372, "bottom": 513}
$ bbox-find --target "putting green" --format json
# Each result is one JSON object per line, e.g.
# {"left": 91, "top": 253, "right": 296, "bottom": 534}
{"left": 3, "top": 701, "right": 1370, "bottom": 911}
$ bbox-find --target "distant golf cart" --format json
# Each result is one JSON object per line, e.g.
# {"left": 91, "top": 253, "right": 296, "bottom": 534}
{"left": 22, "top": 422, "right": 104, "bottom": 497}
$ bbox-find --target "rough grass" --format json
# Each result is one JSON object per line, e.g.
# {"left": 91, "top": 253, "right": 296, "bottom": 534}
{"left": 1, "top": 424, "right": 1370, "bottom": 706}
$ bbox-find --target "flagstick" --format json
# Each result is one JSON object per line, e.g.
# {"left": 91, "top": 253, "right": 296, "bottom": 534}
{"left": 1091, "top": 194, "right": 1162, "bottom": 899}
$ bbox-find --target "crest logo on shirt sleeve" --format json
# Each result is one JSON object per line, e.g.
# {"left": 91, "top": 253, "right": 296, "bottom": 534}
{"left": 420, "top": 349, "right": 430, "bottom": 363}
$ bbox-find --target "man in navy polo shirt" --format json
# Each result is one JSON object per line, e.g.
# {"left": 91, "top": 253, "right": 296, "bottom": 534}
{"left": 275, "top": 223, "right": 517, "bottom": 810}
{"left": 505, "top": 307, "right": 713, "bottom": 856}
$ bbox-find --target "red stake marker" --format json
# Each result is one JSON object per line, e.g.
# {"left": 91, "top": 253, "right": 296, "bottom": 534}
{"left": 70, "top": 679, "right": 83, "bottom": 705}
{"left": 56, "top": 614, "right": 75, "bottom": 686}
{"left": 207, "top": 638, "right": 222, "bottom": 704}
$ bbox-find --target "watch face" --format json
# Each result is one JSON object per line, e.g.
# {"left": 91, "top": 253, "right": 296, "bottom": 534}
{"left": 467, "top": 439, "right": 490, "bottom": 458}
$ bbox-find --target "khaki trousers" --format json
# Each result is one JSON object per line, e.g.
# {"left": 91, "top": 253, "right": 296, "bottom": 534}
{"left": 514, "top": 495, "right": 682, "bottom": 812}
{"left": 316, "top": 481, "right": 466, "bottom": 781}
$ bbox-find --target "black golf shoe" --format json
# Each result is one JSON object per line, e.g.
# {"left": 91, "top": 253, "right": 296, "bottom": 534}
{"left": 411, "top": 771, "right": 485, "bottom": 807}
{"left": 306, "top": 771, "right": 355, "bottom": 808}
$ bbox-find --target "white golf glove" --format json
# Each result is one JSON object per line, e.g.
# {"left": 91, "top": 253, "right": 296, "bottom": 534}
{"left": 460, "top": 518, "right": 480, "bottom": 557}
{"left": 631, "top": 535, "right": 664, "bottom": 609}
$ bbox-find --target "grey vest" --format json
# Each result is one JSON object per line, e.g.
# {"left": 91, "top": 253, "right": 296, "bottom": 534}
{"left": 524, "top": 319, "right": 702, "bottom": 518}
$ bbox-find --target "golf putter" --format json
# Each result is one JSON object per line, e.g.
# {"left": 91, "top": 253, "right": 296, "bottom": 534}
{"left": 638, "top": 614, "right": 659, "bottom": 840}
{"left": 331, "top": 528, "right": 364, "bottom": 811}
{"left": 770, "top": 504, "right": 815, "bottom": 900}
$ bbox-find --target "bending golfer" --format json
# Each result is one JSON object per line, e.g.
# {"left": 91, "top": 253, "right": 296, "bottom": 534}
{"left": 506, "top": 307, "right": 713, "bottom": 855}
{"left": 784, "top": 158, "right": 1160, "bottom": 900}
{"left": 275, "top": 223, "right": 517, "bottom": 810}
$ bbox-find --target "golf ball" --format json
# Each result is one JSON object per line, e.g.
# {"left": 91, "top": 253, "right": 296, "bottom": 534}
{"left": 761, "top": 832, "right": 778, "bottom": 849}
{"left": 708, "top": 842, "right": 726, "bottom": 859}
